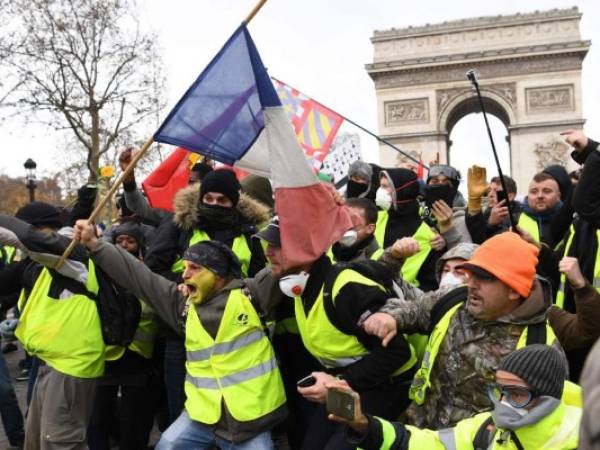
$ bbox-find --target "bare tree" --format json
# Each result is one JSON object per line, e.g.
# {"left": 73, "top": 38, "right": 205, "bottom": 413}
{"left": 0, "top": 0, "right": 166, "bottom": 183}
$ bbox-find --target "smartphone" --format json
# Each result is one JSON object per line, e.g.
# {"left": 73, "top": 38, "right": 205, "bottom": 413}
{"left": 326, "top": 388, "right": 356, "bottom": 421}
{"left": 496, "top": 189, "right": 508, "bottom": 205}
{"left": 425, "top": 185, "right": 456, "bottom": 209}
{"left": 297, "top": 375, "right": 316, "bottom": 388}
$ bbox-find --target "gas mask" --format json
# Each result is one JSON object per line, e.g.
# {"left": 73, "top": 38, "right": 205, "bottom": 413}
{"left": 439, "top": 272, "right": 464, "bottom": 288}
{"left": 375, "top": 188, "right": 392, "bottom": 211}
{"left": 279, "top": 271, "right": 310, "bottom": 298}
{"left": 338, "top": 230, "right": 358, "bottom": 248}
{"left": 186, "top": 268, "right": 217, "bottom": 305}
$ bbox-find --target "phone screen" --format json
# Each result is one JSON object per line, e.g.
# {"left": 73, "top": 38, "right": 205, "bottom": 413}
{"left": 326, "top": 388, "right": 356, "bottom": 421}
{"left": 496, "top": 189, "right": 508, "bottom": 205}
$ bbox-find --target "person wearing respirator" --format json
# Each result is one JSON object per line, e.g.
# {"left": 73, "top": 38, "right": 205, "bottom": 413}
{"left": 73, "top": 220, "right": 286, "bottom": 450}
{"left": 255, "top": 218, "right": 417, "bottom": 449}
{"left": 330, "top": 344, "right": 581, "bottom": 450}
{"left": 375, "top": 168, "right": 442, "bottom": 291}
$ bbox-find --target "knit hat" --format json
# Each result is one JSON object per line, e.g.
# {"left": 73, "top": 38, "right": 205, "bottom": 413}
{"left": 380, "top": 168, "right": 419, "bottom": 210}
{"left": 199, "top": 169, "right": 241, "bottom": 206}
{"left": 542, "top": 164, "right": 570, "bottom": 200}
{"left": 111, "top": 221, "right": 145, "bottom": 248}
{"left": 241, "top": 174, "right": 274, "bottom": 209}
{"left": 183, "top": 240, "right": 242, "bottom": 279}
{"left": 427, "top": 164, "right": 461, "bottom": 189}
{"left": 15, "top": 201, "right": 63, "bottom": 230}
{"left": 348, "top": 160, "right": 373, "bottom": 183}
{"left": 458, "top": 232, "right": 539, "bottom": 298}
{"left": 498, "top": 344, "right": 568, "bottom": 399}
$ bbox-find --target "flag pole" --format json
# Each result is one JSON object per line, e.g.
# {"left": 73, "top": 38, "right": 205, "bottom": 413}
{"left": 244, "top": 0, "right": 267, "bottom": 24}
{"left": 271, "top": 77, "right": 429, "bottom": 170}
{"left": 466, "top": 69, "right": 516, "bottom": 229}
{"left": 55, "top": 0, "right": 271, "bottom": 269}
{"left": 55, "top": 136, "right": 154, "bottom": 269}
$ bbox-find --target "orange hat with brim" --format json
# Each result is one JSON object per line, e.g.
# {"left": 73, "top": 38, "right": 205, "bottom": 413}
{"left": 457, "top": 232, "right": 539, "bottom": 298}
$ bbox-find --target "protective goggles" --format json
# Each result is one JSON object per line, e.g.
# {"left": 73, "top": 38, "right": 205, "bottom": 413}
{"left": 487, "top": 382, "right": 538, "bottom": 408}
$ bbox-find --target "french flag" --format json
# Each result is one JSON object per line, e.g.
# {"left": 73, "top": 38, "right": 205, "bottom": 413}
{"left": 154, "top": 24, "right": 351, "bottom": 269}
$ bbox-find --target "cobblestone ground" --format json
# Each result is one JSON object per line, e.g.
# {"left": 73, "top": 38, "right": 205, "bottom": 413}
{"left": 0, "top": 343, "right": 161, "bottom": 448}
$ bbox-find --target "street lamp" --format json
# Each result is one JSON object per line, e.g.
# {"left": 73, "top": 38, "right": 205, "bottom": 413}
{"left": 23, "top": 158, "right": 37, "bottom": 203}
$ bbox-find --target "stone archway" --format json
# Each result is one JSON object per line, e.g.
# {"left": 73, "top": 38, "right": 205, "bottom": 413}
{"left": 366, "top": 7, "right": 589, "bottom": 193}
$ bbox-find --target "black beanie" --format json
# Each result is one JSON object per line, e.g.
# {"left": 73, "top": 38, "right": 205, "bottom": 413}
{"left": 16, "top": 201, "right": 63, "bottom": 230}
{"left": 542, "top": 164, "right": 571, "bottom": 200}
{"left": 200, "top": 169, "right": 241, "bottom": 206}
{"left": 111, "top": 221, "right": 145, "bottom": 249}
{"left": 498, "top": 344, "right": 567, "bottom": 399}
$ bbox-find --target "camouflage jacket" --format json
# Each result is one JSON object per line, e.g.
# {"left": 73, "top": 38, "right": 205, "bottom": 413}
{"left": 380, "top": 277, "right": 559, "bottom": 429}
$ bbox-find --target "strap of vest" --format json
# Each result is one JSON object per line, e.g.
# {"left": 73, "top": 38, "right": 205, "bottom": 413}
{"left": 427, "top": 285, "right": 469, "bottom": 334}
{"left": 509, "top": 431, "right": 526, "bottom": 450}
{"left": 322, "top": 264, "right": 348, "bottom": 330}
{"left": 525, "top": 322, "right": 546, "bottom": 346}
{"left": 0, "top": 246, "right": 6, "bottom": 266}
{"left": 472, "top": 415, "right": 494, "bottom": 450}
{"left": 242, "top": 285, "right": 270, "bottom": 338}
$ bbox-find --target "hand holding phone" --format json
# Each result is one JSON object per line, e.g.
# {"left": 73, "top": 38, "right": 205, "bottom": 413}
{"left": 297, "top": 375, "right": 316, "bottom": 388}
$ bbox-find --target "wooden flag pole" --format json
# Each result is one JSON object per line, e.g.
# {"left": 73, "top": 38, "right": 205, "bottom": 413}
{"left": 55, "top": 0, "right": 270, "bottom": 269}
{"left": 54, "top": 136, "right": 154, "bottom": 269}
{"left": 244, "top": 0, "right": 267, "bottom": 24}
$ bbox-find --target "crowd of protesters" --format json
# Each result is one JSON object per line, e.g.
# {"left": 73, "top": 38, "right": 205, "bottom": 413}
{"left": 0, "top": 128, "right": 598, "bottom": 449}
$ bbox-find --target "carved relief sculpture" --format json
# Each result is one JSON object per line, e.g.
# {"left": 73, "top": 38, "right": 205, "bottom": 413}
{"left": 385, "top": 98, "right": 429, "bottom": 124}
{"left": 526, "top": 85, "right": 574, "bottom": 114}
{"left": 533, "top": 136, "right": 570, "bottom": 171}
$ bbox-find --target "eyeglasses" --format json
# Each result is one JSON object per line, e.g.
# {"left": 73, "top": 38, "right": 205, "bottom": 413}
{"left": 487, "top": 382, "right": 538, "bottom": 408}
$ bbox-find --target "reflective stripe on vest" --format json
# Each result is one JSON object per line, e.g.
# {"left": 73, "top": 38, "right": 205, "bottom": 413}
{"left": 409, "top": 300, "right": 557, "bottom": 405}
{"left": 171, "top": 229, "right": 252, "bottom": 276}
{"left": 374, "top": 211, "right": 434, "bottom": 287}
{"left": 556, "top": 225, "right": 600, "bottom": 309}
{"left": 15, "top": 262, "right": 104, "bottom": 378}
{"left": 294, "top": 269, "right": 417, "bottom": 375}
{"left": 517, "top": 213, "right": 540, "bottom": 243}
{"left": 184, "top": 289, "right": 285, "bottom": 424}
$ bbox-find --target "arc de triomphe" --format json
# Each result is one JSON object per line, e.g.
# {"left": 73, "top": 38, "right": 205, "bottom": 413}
{"left": 366, "top": 7, "right": 589, "bottom": 192}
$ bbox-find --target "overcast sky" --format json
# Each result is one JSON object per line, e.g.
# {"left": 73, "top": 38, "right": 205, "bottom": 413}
{"left": 1, "top": 0, "right": 598, "bottom": 186}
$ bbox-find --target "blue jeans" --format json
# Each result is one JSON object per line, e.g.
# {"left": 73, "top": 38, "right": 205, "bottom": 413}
{"left": 157, "top": 411, "right": 274, "bottom": 450}
{"left": 0, "top": 351, "right": 24, "bottom": 445}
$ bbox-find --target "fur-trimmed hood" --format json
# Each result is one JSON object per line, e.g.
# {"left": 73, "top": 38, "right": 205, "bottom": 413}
{"left": 172, "top": 184, "right": 271, "bottom": 231}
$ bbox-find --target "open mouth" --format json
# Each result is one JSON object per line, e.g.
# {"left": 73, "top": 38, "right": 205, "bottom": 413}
{"left": 186, "top": 283, "right": 198, "bottom": 297}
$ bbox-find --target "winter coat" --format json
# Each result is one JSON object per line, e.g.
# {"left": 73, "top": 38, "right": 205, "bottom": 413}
{"left": 380, "top": 277, "right": 560, "bottom": 429}
{"left": 144, "top": 184, "right": 271, "bottom": 281}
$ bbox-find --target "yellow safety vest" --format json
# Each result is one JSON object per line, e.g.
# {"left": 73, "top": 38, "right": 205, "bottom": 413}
{"left": 294, "top": 269, "right": 417, "bottom": 375}
{"left": 556, "top": 225, "right": 600, "bottom": 308}
{"left": 517, "top": 213, "right": 540, "bottom": 243}
{"left": 372, "top": 402, "right": 581, "bottom": 450}
{"left": 171, "top": 229, "right": 252, "bottom": 277}
{"left": 374, "top": 211, "right": 435, "bottom": 287}
{"left": 409, "top": 300, "right": 581, "bottom": 408}
{"left": 1, "top": 246, "right": 16, "bottom": 265}
{"left": 184, "top": 289, "right": 285, "bottom": 424}
{"left": 15, "top": 263, "right": 105, "bottom": 378}
{"left": 105, "top": 300, "right": 158, "bottom": 361}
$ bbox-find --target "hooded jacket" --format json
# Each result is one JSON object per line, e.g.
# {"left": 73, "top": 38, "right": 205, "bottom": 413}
{"left": 380, "top": 277, "right": 560, "bottom": 429}
{"left": 379, "top": 168, "right": 442, "bottom": 291}
{"left": 144, "top": 184, "right": 271, "bottom": 281}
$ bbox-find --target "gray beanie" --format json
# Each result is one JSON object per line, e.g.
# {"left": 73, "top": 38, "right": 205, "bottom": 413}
{"left": 498, "top": 344, "right": 568, "bottom": 399}
{"left": 435, "top": 243, "right": 479, "bottom": 282}
{"left": 348, "top": 160, "right": 373, "bottom": 183}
